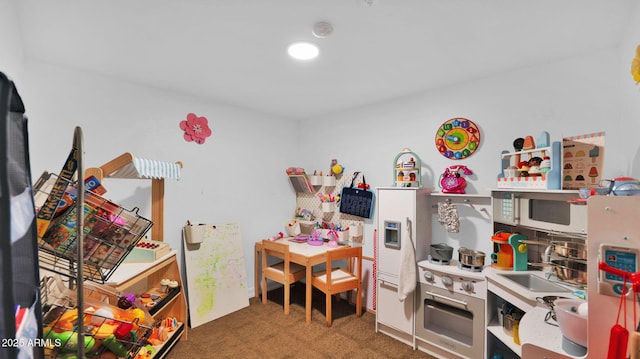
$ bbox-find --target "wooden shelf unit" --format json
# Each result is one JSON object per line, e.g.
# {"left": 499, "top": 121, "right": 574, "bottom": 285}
{"left": 106, "top": 251, "right": 188, "bottom": 357}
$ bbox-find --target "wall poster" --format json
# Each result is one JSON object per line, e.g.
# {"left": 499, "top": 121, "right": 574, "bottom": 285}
{"left": 562, "top": 132, "right": 605, "bottom": 189}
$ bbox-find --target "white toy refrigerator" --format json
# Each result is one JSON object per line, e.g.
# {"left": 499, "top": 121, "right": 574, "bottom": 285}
{"left": 588, "top": 195, "right": 640, "bottom": 358}
{"left": 375, "top": 187, "right": 431, "bottom": 348}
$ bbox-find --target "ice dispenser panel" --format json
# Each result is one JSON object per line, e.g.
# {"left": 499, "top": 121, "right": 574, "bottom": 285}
{"left": 384, "top": 220, "right": 401, "bottom": 249}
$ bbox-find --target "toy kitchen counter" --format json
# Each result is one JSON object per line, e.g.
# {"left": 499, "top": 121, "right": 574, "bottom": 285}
{"left": 484, "top": 267, "right": 586, "bottom": 358}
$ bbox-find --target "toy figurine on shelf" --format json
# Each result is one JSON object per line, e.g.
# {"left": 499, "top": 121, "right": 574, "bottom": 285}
{"left": 392, "top": 148, "right": 423, "bottom": 187}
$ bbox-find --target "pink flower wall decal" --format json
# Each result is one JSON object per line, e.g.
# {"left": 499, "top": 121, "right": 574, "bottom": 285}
{"left": 179, "top": 113, "right": 212, "bottom": 144}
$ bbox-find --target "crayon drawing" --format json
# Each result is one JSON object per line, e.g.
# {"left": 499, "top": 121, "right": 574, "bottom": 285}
{"left": 183, "top": 222, "right": 248, "bottom": 328}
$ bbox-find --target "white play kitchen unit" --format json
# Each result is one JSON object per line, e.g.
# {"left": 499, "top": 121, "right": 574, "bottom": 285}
{"left": 375, "top": 176, "right": 640, "bottom": 356}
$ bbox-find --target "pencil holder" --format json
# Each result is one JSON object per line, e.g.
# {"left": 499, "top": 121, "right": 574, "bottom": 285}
{"left": 323, "top": 176, "right": 336, "bottom": 187}
{"left": 310, "top": 175, "right": 323, "bottom": 187}
{"left": 338, "top": 231, "right": 350, "bottom": 242}
{"left": 183, "top": 224, "right": 206, "bottom": 244}
{"left": 322, "top": 202, "right": 336, "bottom": 213}
{"left": 349, "top": 224, "right": 363, "bottom": 238}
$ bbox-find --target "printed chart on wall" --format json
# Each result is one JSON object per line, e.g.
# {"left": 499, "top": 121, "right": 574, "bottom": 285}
{"left": 562, "top": 132, "right": 605, "bottom": 189}
{"left": 183, "top": 222, "right": 248, "bottom": 328}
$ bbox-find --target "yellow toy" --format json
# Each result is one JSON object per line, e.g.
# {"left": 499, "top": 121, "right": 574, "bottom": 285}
{"left": 632, "top": 44, "right": 640, "bottom": 84}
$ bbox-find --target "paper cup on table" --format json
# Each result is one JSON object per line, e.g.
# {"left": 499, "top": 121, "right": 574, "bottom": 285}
{"left": 349, "top": 224, "right": 363, "bottom": 238}
{"left": 338, "top": 231, "right": 349, "bottom": 242}
{"left": 285, "top": 221, "right": 301, "bottom": 236}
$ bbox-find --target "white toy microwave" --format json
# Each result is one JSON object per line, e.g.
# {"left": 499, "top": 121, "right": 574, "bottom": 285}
{"left": 492, "top": 190, "right": 588, "bottom": 235}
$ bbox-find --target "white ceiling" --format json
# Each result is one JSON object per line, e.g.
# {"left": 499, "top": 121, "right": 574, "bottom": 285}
{"left": 11, "top": 0, "right": 638, "bottom": 120}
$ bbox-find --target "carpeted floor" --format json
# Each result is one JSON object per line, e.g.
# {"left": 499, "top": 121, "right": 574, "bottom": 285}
{"left": 167, "top": 283, "right": 436, "bottom": 358}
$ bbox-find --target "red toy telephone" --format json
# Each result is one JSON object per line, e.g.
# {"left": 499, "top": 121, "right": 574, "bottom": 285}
{"left": 440, "top": 165, "right": 473, "bottom": 194}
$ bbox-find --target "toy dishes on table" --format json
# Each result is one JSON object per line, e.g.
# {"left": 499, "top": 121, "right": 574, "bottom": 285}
{"left": 307, "top": 238, "right": 324, "bottom": 246}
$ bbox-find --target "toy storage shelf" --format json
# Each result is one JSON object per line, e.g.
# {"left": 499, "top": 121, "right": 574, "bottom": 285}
{"left": 34, "top": 172, "right": 153, "bottom": 284}
{"left": 496, "top": 142, "right": 561, "bottom": 190}
{"left": 106, "top": 251, "right": 188, "bottom": 358}
{"left": 393, "top": 148, "right": 422, "bottom": 188}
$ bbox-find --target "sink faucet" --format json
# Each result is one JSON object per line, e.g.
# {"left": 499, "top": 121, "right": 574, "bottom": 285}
{"left": 545, "top": 271, "right": 554, "bottom": 280}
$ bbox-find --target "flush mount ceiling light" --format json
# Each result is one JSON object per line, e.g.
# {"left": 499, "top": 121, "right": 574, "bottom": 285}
{"left": 287, "top": 42, "right": 319, "bottom": 61}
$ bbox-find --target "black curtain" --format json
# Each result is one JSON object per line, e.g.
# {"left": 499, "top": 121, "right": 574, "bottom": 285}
{"left": 0, "top": 72, "right": 43, "bottom": 359}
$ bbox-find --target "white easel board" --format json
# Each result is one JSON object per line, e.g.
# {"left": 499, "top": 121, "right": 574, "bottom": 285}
{"left": 183, "top": 222, "right": 249, "bottom": 328}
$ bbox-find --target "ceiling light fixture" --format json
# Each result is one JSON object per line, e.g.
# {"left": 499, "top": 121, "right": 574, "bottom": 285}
{"left": 287, "top": 42, "right": 319, "bottom": 61}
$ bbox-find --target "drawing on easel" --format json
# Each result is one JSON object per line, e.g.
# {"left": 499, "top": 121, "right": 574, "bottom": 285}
{"left": 183, "top": 222, "right": 248, "bottom": 328}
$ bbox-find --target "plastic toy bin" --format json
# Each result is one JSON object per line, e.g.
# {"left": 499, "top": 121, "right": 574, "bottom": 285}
{"left": 40, "top": 276, "right": 154, "bottom": 359}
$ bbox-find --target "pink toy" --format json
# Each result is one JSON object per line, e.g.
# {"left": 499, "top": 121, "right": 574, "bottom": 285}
{"left": 269, "top": 232, "right": 284, "bottom": 241}
{"left": 440, "top": 165, "right": 473, "bottom": 194}
{"left": 327, "top": 229, "right": 339, "bottom": 248}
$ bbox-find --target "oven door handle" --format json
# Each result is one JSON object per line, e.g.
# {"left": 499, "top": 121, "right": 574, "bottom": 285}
{"left": 425, "top": 290, "right": 468, "bottom": 307}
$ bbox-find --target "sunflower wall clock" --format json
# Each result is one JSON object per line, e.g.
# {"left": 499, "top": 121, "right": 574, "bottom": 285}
{"left": 434, "top": 117, "right": 481, "bottom": 159}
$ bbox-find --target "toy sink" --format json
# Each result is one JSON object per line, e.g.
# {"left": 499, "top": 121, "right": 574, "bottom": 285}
{"left": 498, "top": 273, "right": 571, "bottom": 293}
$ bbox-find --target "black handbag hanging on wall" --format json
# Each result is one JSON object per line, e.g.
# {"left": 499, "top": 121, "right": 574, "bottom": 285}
{"left": 339, "top": 172, "right": 374, "bottom": 219}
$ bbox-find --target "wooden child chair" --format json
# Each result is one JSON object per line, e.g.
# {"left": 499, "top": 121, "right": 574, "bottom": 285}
{"left": 311, "top": 245, "right": 362, "bottom": 326}
{"left": 261, "top": 239, "right": 306, "bottom": 315}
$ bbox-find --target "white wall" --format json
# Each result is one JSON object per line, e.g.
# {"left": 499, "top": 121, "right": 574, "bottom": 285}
{"left": 15, "top": 62, "right": 299, "bottom": 297}
{"left": 0, "top": 0, "right": 25, "bottom": 84}
{"left": 585, "top": 5, "right": 640, "bottom": 356}
{"left": 619, "top": 3, "right": 640, "bottom": 179}
{"left": 299, "top": 47, "right": 626, "bottom": 258}
{"left": 3, "top": 0, "right": 639, "bottom": 297}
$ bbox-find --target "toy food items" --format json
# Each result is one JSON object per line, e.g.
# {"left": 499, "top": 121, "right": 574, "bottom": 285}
{"left": 513, "top": 137, "right": 524, "bottom": 151}
{"left": 522, "top": 136, "right": 535, "bottom": 150}
{"left": 103, "top": 334, "right": 130, "bottom": 357}
{"left": 91, "top": 307, "right": 114, "bottom": 326}
{"left": 114, "top": 322, "right": 134, "bottom": 340}
{"left": 92, "top": 323, "right": 119, "bottom": 339}
{"left": 135, "top": 345, "right": 157, "bottom": 359}
{"left": 52, "top": 319, "right": 74, "bottom": 333}
{"left": 539, "top": 156, "right": 551, "bottom": 173}
{"left": 43, "top": 328, "right": 96, "bottom": 352}
{"left": 118, "top": 293, "right": 136, "bottom": 309}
